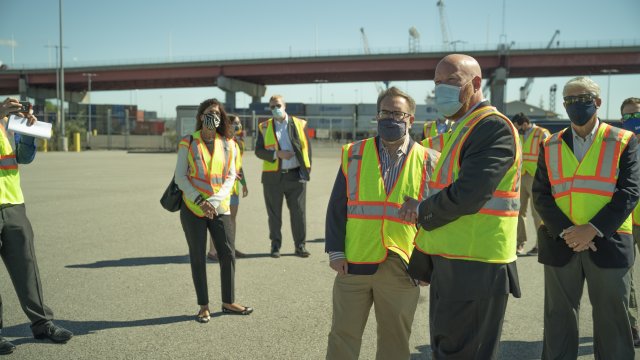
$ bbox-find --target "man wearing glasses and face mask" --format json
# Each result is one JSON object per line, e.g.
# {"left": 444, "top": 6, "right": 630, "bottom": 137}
{"left": 620, "top": 97, "right": 640, "bottom": 348}
{"left": 255, "top": 95, "right": 312, "bottom": 258}
{"left": 325, "top": 87, "right": 439, "bottom": 359}
{"left": 532, "top": 78, "right": 639, "bottom": 359}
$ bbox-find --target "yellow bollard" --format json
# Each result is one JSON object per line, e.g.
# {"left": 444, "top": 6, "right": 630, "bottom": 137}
{"left": 74, "top": 132, "right": 81, "bottom": 152}
{"left": 92, "top": 129, "right": 97, "bottom": 136}
{"left": 42, "top": 139, "right": 48, "bottom": 153}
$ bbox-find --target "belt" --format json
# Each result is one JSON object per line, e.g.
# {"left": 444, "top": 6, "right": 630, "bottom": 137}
{"left": 280, "top": 167, "right": 300, "bottom": 174}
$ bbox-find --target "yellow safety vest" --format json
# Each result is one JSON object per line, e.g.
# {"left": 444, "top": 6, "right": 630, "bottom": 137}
{"left": 543, "top": 123, "right": 633, "bottom": 234}
{"left": 230, "top": 140, "right": 243, "bottom": 196}
{"left": 258, "top": 117, "right": 310, "bottom": 172}
{"left": 414, "top": 106, "right": 522, "bottom": 263}
{"left": 520, "top": 126, "right": 550, "bottom": 175}
{"left": 0, "top": 123, "right": 24, "bottom": 205}
{"left": 342, "top": 138, "right": 433, "bottom": 264}
{"left": 423, "top": 121, "right": 438, "bottom": 139}
{"left": 421, "top": 133, "right": 449, "bottom": 153}
{"left": 180, "top": 131, "right": 232, "bottom": 217}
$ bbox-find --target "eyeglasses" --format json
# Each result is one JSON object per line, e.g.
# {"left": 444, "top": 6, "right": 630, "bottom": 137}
{"left": 563, "top": 94, "right": 596, "bottom": 105}
{"left": 269, "top": 104, "right": 283, "bottom": 110}
{"left": 622, "top": 112, "right": 640, "bottom": 121}
{"left": 376, "top": 110, "right": 412, "bottom": 121}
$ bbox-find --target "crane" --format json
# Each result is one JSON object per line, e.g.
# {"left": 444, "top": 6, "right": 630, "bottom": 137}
{"left": 436, "top": 0, "right": 450, "bottom": 51}
{"left": 359, "top": 27, "right": 386, "bottom": 94}
{"left": 519, "top": 30, "right": 560, "bottom": 102}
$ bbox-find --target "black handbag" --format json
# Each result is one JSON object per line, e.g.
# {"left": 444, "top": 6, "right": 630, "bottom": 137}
{"left": 160, "top": 135, "right": 192, "bottom": 212}
{"left": 160, "top": 177, "right": 183, "bottom": 212}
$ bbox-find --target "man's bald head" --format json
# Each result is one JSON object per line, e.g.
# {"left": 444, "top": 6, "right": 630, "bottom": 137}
{"left": 437, "top": 54, "right": 482, "bottom": 80}
{"left": 433, "top": 54, "right": 484, "bottom": 120}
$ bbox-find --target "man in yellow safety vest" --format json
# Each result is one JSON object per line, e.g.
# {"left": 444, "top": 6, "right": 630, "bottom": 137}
{"left": 0, "top": 98, "right": 73, "bottom": 355}
{"left": 255, "top": 95, "right": 312, "bottom": 258}
{"left": 620, "top": 96, "right": 640, "bottom": 348}
{"left": 511, "top": 112, "right": 550, "bottom": 256}
{"left": 532, "top": 78, "right": 639, "bottom": 359}
{"left": 325, "top": 87, "right": 439, "bottom": 359}
{"left": 399, "top": 54, "right": 522, "bottom": 359}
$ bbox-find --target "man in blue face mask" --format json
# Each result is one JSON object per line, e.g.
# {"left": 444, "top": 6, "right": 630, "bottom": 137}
{"left": 532, "top": 78, "right": 639, "bottom": 359}
{"left": 398, "top": 54, "right": 522, "bottom": 360}
{"left": 325, "top": 87, "right": 440, "bottom": 359}
{"left": 620, "top": 96, "right": 640, "bottom": 348}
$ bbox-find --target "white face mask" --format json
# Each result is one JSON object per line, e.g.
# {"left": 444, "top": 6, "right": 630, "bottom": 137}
{"left": 272, "top": 108, "right": 284, "bottom": 119}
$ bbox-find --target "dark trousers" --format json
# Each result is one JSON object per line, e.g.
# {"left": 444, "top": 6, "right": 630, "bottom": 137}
{"left": 0, "top": 204, "right": 54, "bottom": 332}
{"left": 262, "top": 172, "right": 306, "bottom": 250}
{"left": 180, "top": 203, "right": 235, "bottom": 305}
{"left": 542, "top": 252, "right": 634, "bottom": 360}
{"left": 429, "top": 286, "right": 507, "bottom": 360}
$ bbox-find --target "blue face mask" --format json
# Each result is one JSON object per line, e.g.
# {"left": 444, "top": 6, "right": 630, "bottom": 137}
{"left": 377, "top": 119, "right": 407, "bottom": 142}
{"left": 622, "top": 117, "right": 640, "bottom": 134}
{"left": 565, "top": 101, "right": 597, "bottom": 126}
{"left": 434, "top": 83, "right": 464, "bottom": 117}
{"left": 272, "top": 108, "right": 284, "bottom": 119}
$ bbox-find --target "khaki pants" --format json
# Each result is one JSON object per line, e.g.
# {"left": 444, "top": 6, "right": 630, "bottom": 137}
{"left": 326, "top": 254, "right": 419, "bottom": 360}
{"left": 517, "top": 173, "right": 542, "bottom": 248}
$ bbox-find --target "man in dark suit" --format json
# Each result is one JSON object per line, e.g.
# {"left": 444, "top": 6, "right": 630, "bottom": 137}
{"left": 399, "top": 54, "right": 521, "bottom": 359}
{"left": 532, "top": 77, "right": 639, "bottom": 359}
{"left": 255, "top": 95, "right": 312, "bottom": 258}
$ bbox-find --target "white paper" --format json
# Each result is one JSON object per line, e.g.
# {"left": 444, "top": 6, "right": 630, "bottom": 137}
{"left": 7, "top": 115, "right": 52, "bottom": 139}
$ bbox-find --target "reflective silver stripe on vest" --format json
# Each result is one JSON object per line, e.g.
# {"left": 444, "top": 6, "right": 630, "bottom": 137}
{"left": 551, "top": 181, "right": 572, "bottom": 195}
{"left": 482, "top": 196, "right": 520, "bottom": 212}
{"left": 347, "top": 204, "right": 405, "bottom": 222}
{"left": 546, "top": 132, "right": 563, "bottom": 181}
{"left": 347, "top": 140, "right": 366, "bottom": 200}
{"left": 572, "top": 178, "right": 616, "bottom": 193}
{"left": 598, "top": 132, "right": 620, "bottom": 179}
{"left": 0, "top": 156, "right": 17, "bottom": 169}
{"left": 435, "top": 126, "right": 473, "bottom": 187}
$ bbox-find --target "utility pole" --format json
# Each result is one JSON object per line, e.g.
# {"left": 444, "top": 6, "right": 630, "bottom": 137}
{"left": 82, "top": 73, "right": 97, "bottom": 134}
{"left": 59, "top": 0, "right": 67, "bottom": 151}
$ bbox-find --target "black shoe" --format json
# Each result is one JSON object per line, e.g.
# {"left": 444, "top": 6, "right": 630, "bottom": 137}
{"left": 222, "top": 305, "right": 253, "bottom": 315}
{"left": 526, "top": 246, "right": 539, "bottom": 256}
{"left": 295, "top": 245, "right": 310, "bottom": 258}
{"left": 0, "top": 337, "right": 15, "bottom": 355}
{"left": 270, "top": 247, "right": 280, "bottom": 258}
{"left": 33, "top": 323, "right": 73, "bottom": 343}
{"left": 632, "top": 326, "right": 640, "bottom": 348}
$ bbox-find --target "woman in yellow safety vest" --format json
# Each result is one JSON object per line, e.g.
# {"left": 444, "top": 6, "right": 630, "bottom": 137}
{"left": 174, "top": 99, "right": 253, "bottom": 323}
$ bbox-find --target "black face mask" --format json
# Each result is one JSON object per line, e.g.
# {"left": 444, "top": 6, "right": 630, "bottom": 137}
{"left": 566, "top": 102, "right": 597, "bottom": 126}
{"left": 377, "top": 119, "right": 407, "bottom": 142}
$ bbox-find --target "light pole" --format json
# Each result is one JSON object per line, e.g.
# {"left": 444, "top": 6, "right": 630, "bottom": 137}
{"left": 44, "top": 44, "right": 60, "bottom": 124}
{"left": 82, "top": 73, "right": 97, "bottom": 134}
{"left": 59, "top": 0, "right": 67, "bottom": 151}
{"left": 601, "top": 68, "right": 619, "bottom": 120}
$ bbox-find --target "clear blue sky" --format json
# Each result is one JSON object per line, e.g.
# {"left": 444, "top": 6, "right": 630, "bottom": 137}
{"left": 2, "top": 0, "right": 639, "bottom": 119}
